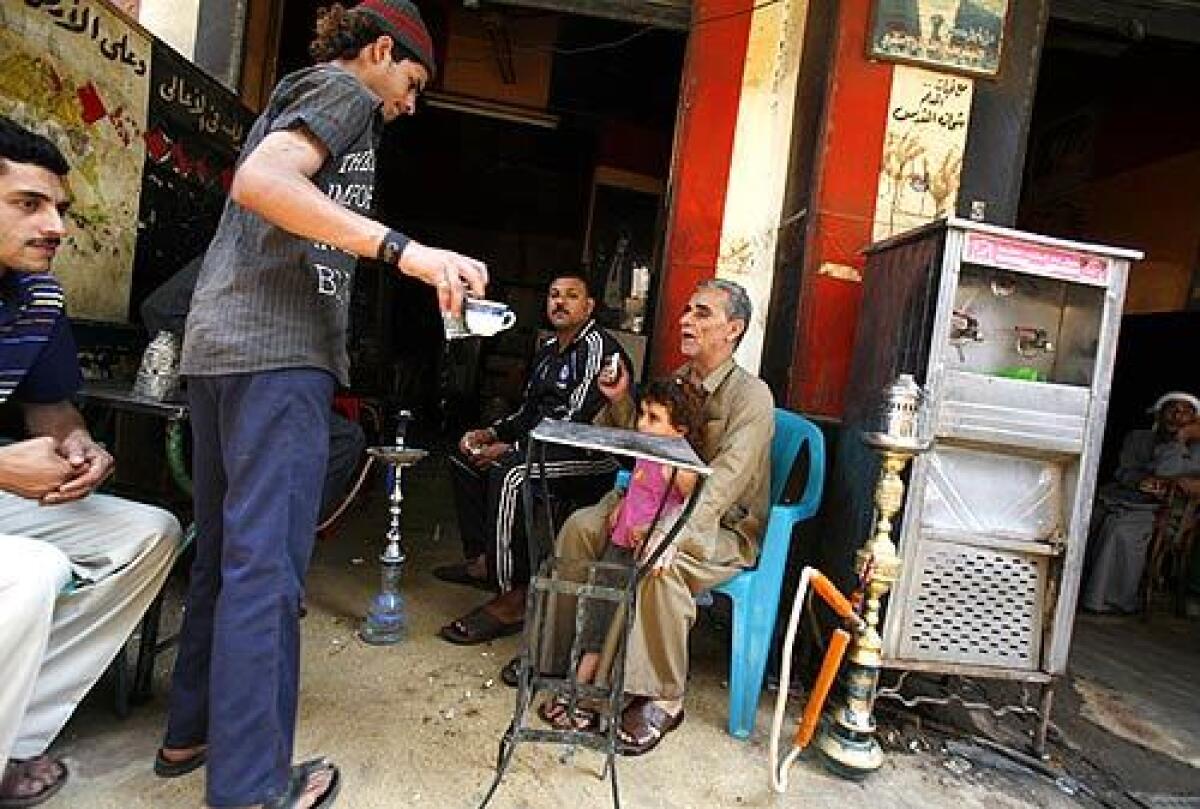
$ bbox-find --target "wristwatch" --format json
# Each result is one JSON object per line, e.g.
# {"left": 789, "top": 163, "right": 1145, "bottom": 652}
{"left": 377, "top": 228, "right": 410, "bottom": 266}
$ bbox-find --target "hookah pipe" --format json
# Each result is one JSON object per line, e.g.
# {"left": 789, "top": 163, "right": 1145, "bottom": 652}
{"left": 768, "top": 567, "right": 866, "bottom": 794}
{"left": 315, "top": 408, "right": 413, "bottom": 534}
{"left": 358, "top": 409, "right": 424, "bottom": 645}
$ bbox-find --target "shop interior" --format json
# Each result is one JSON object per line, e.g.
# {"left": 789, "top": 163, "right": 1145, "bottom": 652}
{"left": 273, "top": 0, "right": 686, "bottom": 436}
{"left": 1014, "top": 3, "right": 1200, "bottom": 777}
{"left": 1019, "top": 9, "right": 1200, "bottom": 474}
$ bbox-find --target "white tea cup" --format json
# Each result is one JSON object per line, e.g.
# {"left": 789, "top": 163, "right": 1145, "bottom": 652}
{"left": 444, "top": 298, "right": 517, "bottom": 339}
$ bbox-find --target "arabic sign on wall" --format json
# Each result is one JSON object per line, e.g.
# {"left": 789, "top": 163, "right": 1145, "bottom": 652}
{"left": 131, "top": 38, "right": 252, "bottom": 306}
{"left": 872, "top": 66, "right": 973, "bottom": 242}
{"left": 0, "top": 0, "right": 150, "bottom": 322}
{"left": 868, "top": 0, "right": 1009, "bottom": 79}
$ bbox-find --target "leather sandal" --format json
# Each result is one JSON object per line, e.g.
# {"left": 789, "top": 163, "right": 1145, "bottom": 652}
{"left": 538, "top": 695, "right": 602, "bottom": 732}
{"left": 154, "top": 745, "right": 207, "bottom": 778}
{"left": 432, "top": 561, "right": 495, "bottom": 592}
{"left": 616, "top": 698, "right": 685, "bottom": 756}
{"left": 0, "top": 756, "right": 68, "bottom": 808}
{"left": 438, "top": 607, "right": 522, "bottom": 645}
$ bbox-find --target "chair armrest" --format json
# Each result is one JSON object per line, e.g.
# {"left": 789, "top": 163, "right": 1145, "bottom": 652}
{"left": 771, "top": 501, "right": 812, "bottom": 527}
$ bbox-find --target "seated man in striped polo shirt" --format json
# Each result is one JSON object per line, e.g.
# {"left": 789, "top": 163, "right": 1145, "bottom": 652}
{"left": 0, "top": 116, "right": 180, "bottom": 807}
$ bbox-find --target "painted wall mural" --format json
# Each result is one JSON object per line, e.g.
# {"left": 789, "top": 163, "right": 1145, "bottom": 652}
{"left": 0, "top": 0, "right": 151, "bottom": 322}
{"left": 873, "top": 66, "right": 973, "bottom": 242}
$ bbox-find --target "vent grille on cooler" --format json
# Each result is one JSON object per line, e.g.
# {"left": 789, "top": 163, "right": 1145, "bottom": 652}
{"left": 898, "top": 540, "right": 1046, "bottom": 669}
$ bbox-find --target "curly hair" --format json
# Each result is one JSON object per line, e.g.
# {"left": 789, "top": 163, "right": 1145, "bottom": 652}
{"left": 309, "top": 4, "right": 418, "bottom": 63}
{"left": 640, "top": 376, "right": 706, "bottom": 454}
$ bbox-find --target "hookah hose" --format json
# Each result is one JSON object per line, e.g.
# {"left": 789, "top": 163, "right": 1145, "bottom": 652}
{"left": 318, "top": 409, "right": 409, "bottom": 534}
{"left": 316, "top": 455, "right": 376, "bottom": 534}
{"left": 768, "top": 567, "right": 864, "bottom": 794}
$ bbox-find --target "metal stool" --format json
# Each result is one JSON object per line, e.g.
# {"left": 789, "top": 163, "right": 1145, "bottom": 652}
{"left": 478, "top": 419, "right": 710, "bottom": 809}
{"left": 478, "top": 554, "right": 636, "bottom": 808}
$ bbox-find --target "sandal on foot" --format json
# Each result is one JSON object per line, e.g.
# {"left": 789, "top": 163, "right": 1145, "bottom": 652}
{"left": 538, "top": 696, "right": 601, "bottom": 732}
{"left": 438, "top": 607, "right": 522, "bottom": 645}
{"left": 0, "top": 756, "right": 68, "bottom": 808}
{"left": 500, "top": 656, "right": 521, "bottom": 688}
{"left": 154, "top": 745, "right": 207, "bottom": 778}
{"left": 616, "top": 698, "right": 684, "bottom": 756}
{"left": 432, "top": 562, "right": 495, "bottom": 592}
{"left": 264, "top": 758, "right": 341, "bottom": 809}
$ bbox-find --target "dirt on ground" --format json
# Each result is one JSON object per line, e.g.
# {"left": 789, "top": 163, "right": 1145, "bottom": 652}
{"left": 38, "top": 457, "right": 1198, "bottom": 808}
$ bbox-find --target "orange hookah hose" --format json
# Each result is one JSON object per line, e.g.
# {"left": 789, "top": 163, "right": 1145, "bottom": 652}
{"left": 793, "top": 627, "right": 850, "bottom": 749}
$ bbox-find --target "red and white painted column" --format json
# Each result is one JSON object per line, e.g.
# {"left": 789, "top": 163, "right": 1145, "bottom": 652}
{"left": 652, "top": 0, "right": 756, "bottom": 375}
{"left": 656, "top": 0, "right": 980, "bottom": 414}
{"left": 654, "top": 0, "right": 813, "bottom": 375}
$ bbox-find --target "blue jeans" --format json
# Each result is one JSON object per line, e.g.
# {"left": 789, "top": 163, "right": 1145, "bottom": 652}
{"left": 165, "top": 368, "right": 333, "bottom": 807}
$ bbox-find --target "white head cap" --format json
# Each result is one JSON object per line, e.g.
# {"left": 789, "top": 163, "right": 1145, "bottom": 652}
{"left": 1148, "top": 391, "right": 1200, "bottom": 414}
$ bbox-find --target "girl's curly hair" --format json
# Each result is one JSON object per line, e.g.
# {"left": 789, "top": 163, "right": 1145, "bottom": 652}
{"left": 309, "top": 4, "right": 416, "bottom": 63}
{"left": 640, "top": 376, "right": 706, "bottom": 455}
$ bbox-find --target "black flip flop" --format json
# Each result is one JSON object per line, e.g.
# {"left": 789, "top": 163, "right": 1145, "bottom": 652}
{"left": 438, "top": 607, "right": 523, "bottom": 645}
{"left": 500, "top": 656, "right": 520, "bottom": 688}
{"left": 153, "top": 746, "right": 207, "bottom": 778}
{"left": 432, "top": 561, "right": 495, "bottom": 592}
{"left": 265, "top": 758, "right": 341, "bottom": 809}
{"left": 0, "top": 757, "right": 68, "bottom": 809}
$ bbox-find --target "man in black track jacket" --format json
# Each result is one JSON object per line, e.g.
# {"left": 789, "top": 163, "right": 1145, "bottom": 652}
{"left": 437, "top": 273, "right": 627, "bottom": 645}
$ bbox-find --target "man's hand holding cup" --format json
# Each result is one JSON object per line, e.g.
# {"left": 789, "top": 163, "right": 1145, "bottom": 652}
{"left": 382, "top": 232, "right": 488, "bottom": 315}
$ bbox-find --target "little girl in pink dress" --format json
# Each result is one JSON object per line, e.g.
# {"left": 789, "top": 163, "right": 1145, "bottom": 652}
{"left": 540, "top": 376, "right": 705, "bottom": 730}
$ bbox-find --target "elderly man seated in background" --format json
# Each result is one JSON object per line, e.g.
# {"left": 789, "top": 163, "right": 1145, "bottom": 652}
{"left": 546, "top": 278, "right": 774, "bottom": 756}
{"left": 1082, "top": 391, "right": 1199, "bottom": 614}
{"left": 0, "top": 116, "right": 180, "bottom": 807}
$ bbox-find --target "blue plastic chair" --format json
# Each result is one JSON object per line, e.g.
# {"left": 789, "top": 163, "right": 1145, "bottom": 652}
{"left": 715, "top": 408, "right": 825, "bottom": 739}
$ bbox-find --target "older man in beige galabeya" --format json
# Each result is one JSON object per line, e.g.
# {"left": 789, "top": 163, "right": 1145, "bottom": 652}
{"left": 549, "top": 278, "right": 774, "bottom": 755}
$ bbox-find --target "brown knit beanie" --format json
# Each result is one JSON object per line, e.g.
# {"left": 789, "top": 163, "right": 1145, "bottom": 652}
{"left": 355, "top": 0, "right": 436, "bottom": 78}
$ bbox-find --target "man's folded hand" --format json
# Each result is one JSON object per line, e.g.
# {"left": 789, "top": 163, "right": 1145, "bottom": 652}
{"left": 0, "top": 437, "right": 74, "bottom": 500}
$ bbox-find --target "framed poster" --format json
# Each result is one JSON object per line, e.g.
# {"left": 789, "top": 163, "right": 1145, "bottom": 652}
{"left": 867, "top": 0, "right": 1010, "bottom": 79}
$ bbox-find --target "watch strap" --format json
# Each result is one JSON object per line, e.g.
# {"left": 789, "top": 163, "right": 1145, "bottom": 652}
{"left": 377, "top": 228, "right": 411, "bottom": 266}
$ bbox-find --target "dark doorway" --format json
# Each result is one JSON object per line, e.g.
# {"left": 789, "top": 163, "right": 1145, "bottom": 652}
{"left": 275, "top": 1, "right": 685, "bottom": 433}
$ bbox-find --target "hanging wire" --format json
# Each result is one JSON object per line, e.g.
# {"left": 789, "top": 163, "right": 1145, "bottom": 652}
{"left": 550, "top": 25, "right": 657, "bottom": 54}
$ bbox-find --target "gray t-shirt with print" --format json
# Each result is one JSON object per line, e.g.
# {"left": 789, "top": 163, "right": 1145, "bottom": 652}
{"left": 180, "top": 64, "right": 382, "bottom": 386}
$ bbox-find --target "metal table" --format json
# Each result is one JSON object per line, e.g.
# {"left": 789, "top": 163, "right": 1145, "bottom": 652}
{"left": 75, "top": 380, "right": 192, "bottom": 713}
{"left": 480, "top": 418, "right": 711, "bottom": 809}
{"left": 76, "top": 380, "right": 192, "bottom": 497}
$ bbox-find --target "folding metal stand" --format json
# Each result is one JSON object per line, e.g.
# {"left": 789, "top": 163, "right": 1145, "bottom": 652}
{"left": 478, "top": 420, "right": 710, "bottom": 809}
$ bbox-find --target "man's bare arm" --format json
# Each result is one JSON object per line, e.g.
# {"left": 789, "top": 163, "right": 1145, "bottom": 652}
{"left": 232, "top": 128, "right": 487, "bottom": 306}
{"left": 232, "top": 128, "right": 387, "bottom": 259}
{"left": 23, "top": 400, "right": 88, "bottom": 443}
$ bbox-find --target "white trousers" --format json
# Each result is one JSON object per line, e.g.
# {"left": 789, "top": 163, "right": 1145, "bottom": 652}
{"left": 0, "top": 491, "right": 179, "bottom": 761}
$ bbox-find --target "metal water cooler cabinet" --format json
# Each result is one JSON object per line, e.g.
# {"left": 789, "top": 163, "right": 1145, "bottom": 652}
{"left": 837, "top": 218, "right": 1141, "bottom": 747}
